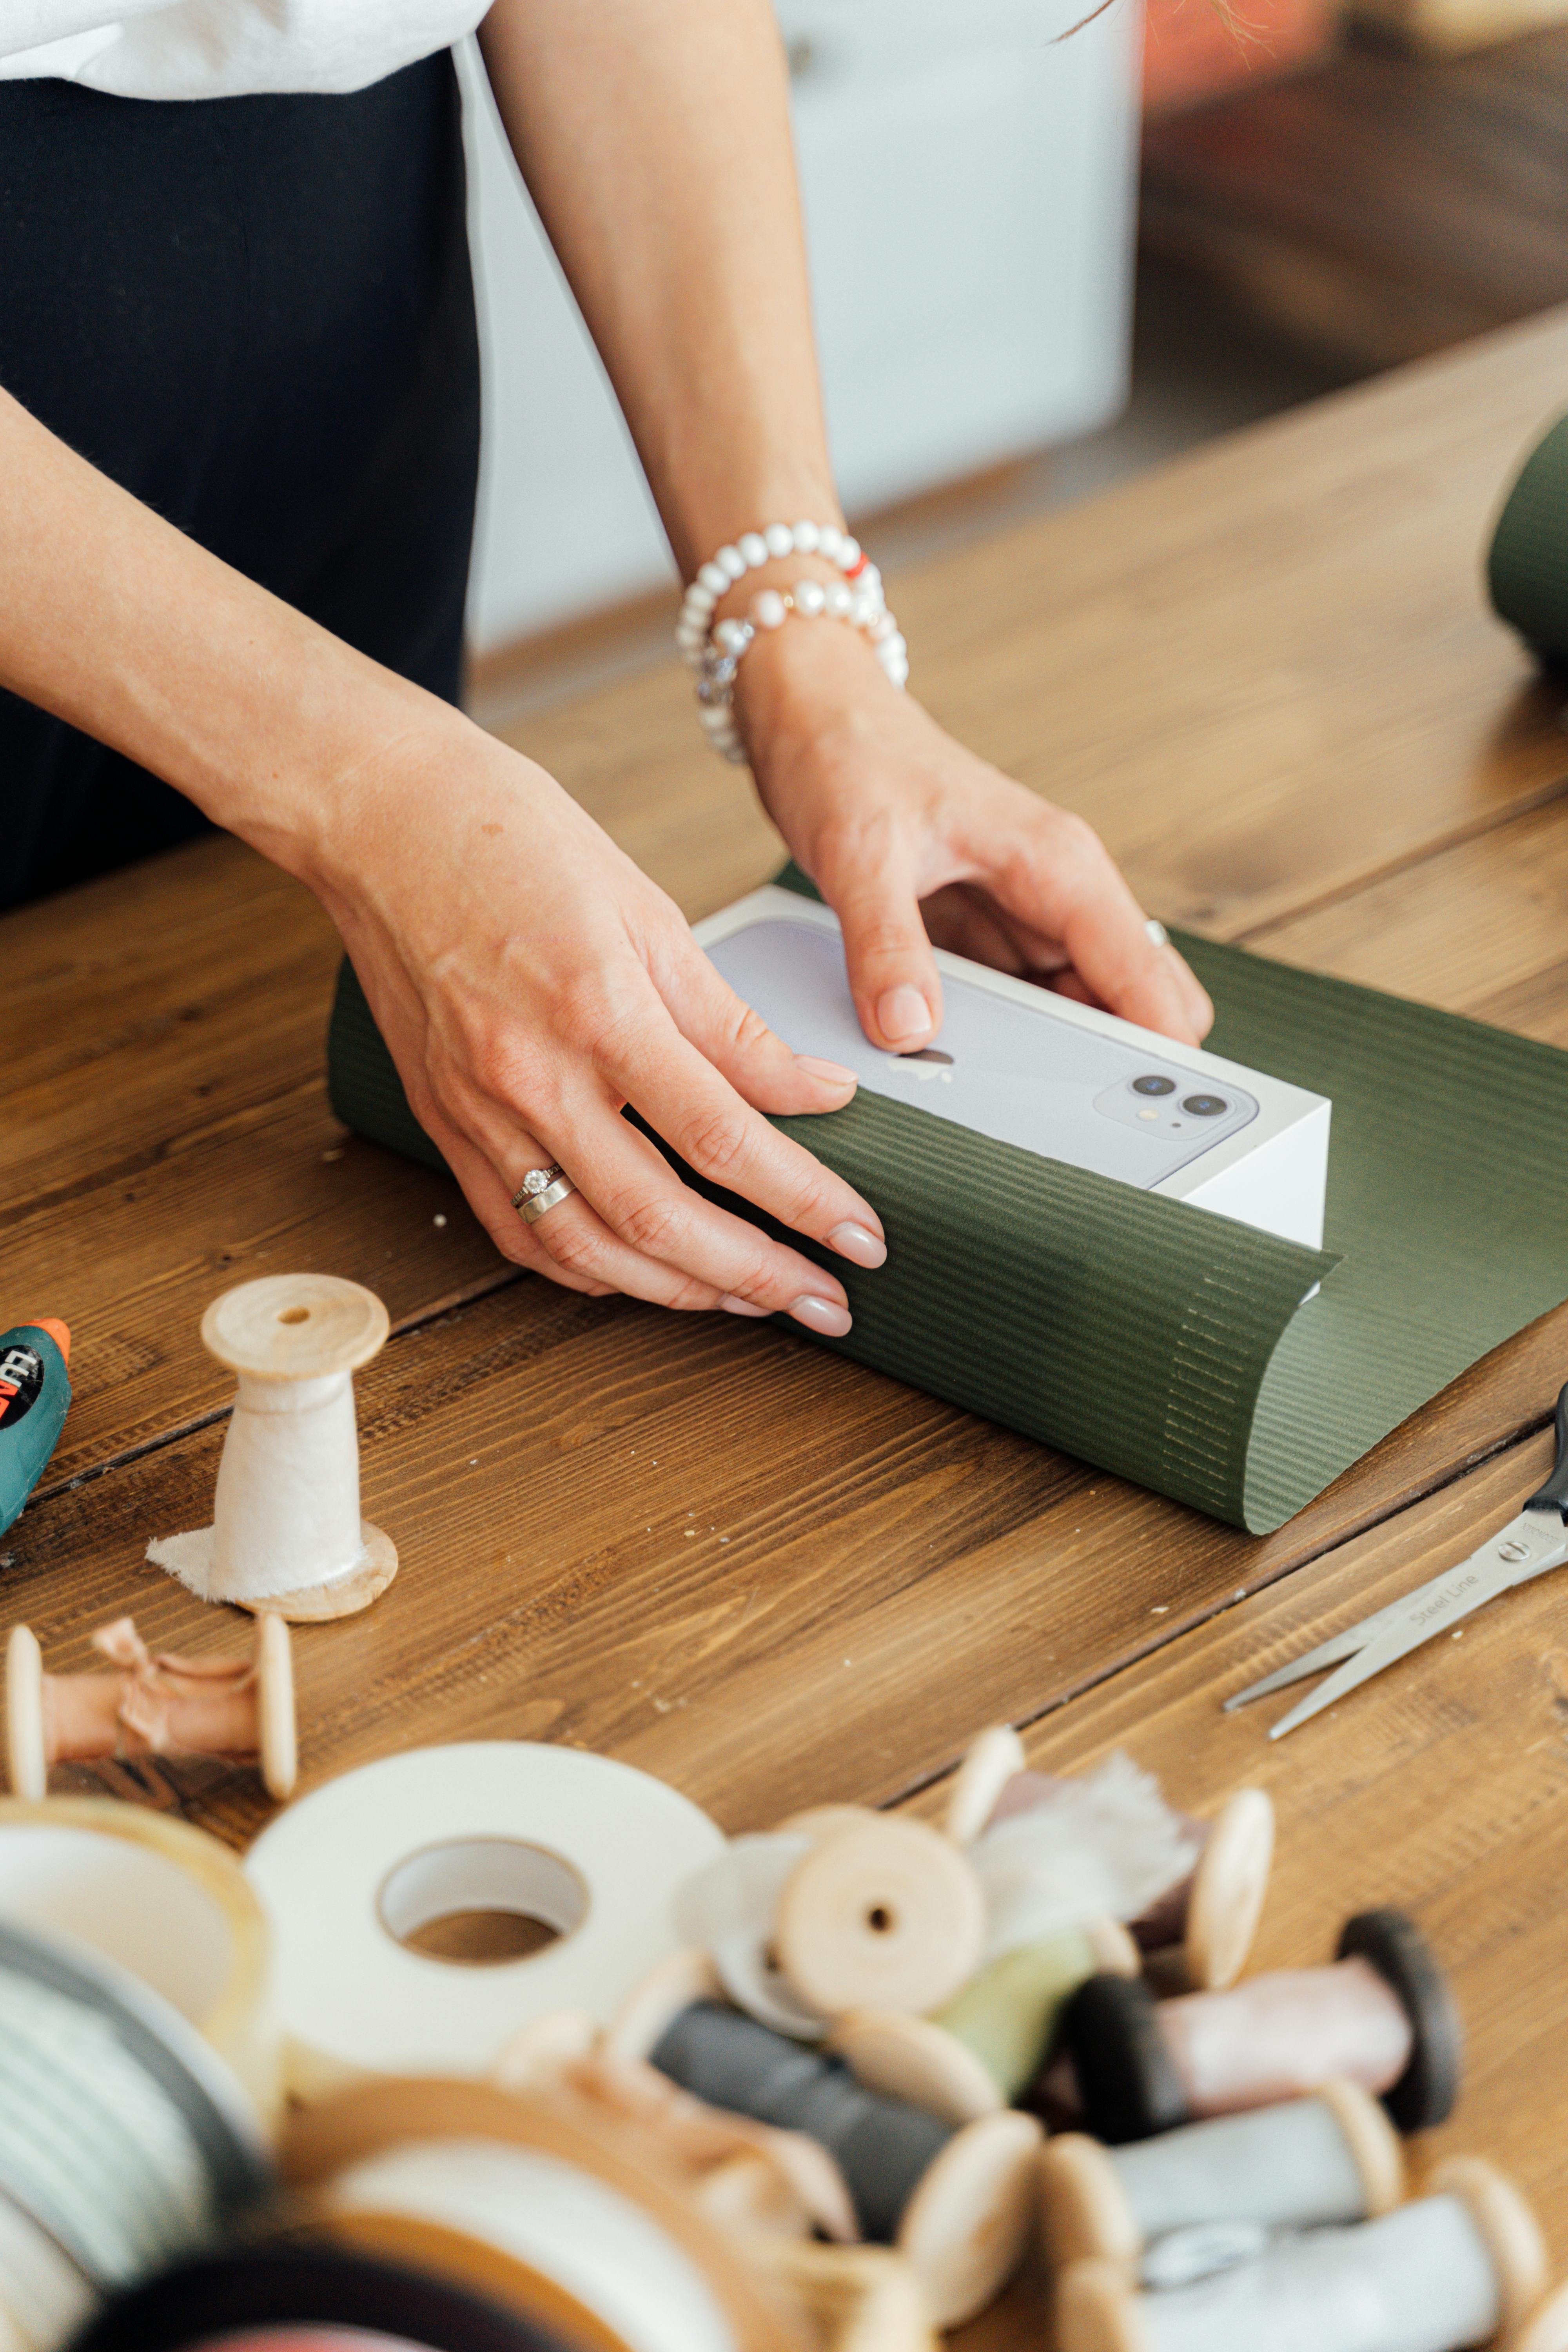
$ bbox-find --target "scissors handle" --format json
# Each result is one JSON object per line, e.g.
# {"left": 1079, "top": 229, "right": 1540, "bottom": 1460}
{"left": 1524, "top": 1383, "right": 1568, "bottom": 1519}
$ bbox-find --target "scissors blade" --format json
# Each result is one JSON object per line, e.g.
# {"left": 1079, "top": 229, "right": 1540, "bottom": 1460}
{"left": 1224, "top": 1586, "right": 1438, "bottom": 1709}
{"left": 1264, "top": 1508, "right": 1568, "bottom": 1740}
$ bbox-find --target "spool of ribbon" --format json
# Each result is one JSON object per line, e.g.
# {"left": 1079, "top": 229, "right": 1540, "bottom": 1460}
{"left": 0, "top": 1916, "right": 272, "bottom": 2352}
{"left": 1055, "top": 2158, "right": 1550, "bottom": 2352}
{"left": 830, "top": 1917, "right": 1141, "bottom": 2123}
{"left": 639, "top": 1994, "right": 1040, "bottom": 2328}
{"left": 1062, "top": 1909, "right": 1461, "bottom": 2142}
{"left": 0, "top": 1793, "right": 278, "bottom": 2118}
{"left": 146, "top": 1274, "right": 397, "bottom": 1621}
{"left": 943, "top": 1727, "right": 1274, "bottom": 1991}
{"left": 1039, "top": 2079, "right": 1404, "bottom": 2272}
{"left": 676, "top": 1814, "right": 985, "bottom": 2033}
{"left": 5, "top": 1613, "right": 296, "bottom": 1802}
{"left": 280, "top": 2074, "right": 822, "bottom": 2352}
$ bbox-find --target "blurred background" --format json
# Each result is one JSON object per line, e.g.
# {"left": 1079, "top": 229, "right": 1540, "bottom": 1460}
{"left": 461, "top": 0, "right": 1568, "bottom": 730}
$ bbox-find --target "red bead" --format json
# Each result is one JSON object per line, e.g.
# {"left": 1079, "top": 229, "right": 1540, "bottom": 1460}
{"left": 845, "top": 553, "right": 869, "bottom": 579}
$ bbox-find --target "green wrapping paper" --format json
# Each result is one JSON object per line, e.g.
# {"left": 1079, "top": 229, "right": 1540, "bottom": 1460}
{"left": 326, "top": 887, "right": 1568, "bottom": 1532}
{"left": 1489, "top": 408, "right": 1568, "bottom": 666}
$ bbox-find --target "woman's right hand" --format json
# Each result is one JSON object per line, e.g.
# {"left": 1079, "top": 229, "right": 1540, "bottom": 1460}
{"left": 305, "top": 714, "right": 886, "bottom": 1331}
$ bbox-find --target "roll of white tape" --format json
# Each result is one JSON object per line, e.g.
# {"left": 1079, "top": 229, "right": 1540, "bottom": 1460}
{"left": 0, "top": 1798, "right": 276, "bottom": 2121}
{"left": 244, "top": 1744, "right": 724, "bottom": 2098}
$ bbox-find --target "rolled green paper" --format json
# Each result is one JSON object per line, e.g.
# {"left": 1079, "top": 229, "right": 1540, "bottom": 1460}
{"left": 1489, "top": 409, "right": 1568, "bottom": 666}
{"left": 326, "top": 867, "right": 1568, "bottom": 1533}
{"left": 930, "top": 1927, "right": 1102, "bottom": 2102}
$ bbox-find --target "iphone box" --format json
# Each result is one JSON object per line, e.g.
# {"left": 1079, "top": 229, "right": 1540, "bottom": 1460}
{"left": 696, "top": 887, "right": 1331, "bottom": 1250}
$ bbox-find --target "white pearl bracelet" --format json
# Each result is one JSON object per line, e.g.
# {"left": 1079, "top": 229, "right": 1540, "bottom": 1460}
{"left": 675, "top": 521, "right": 907, "bottom": 764}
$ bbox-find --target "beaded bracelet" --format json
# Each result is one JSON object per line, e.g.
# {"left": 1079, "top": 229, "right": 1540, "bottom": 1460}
{"left": 675, "top": 521, "right": 907, "bottom": 763}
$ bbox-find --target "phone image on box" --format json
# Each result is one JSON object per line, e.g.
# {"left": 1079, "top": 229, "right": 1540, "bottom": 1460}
{"left": 696, "top": 889, "right": 1331, "bottom": 1250}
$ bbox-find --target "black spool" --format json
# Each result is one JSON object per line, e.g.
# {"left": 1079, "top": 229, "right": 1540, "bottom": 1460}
{"left": 650, "top": 1997, "right": 952, "bottom": 2241}
{"left": 1053, "top": 1972, "right": 1192, "bottom": 2146}
{"left": 1337, "top": 1907, "right": 1463, "bottom": 2131}
{"left": 67, "top": 2240, "right": 575, "bottom": 2352}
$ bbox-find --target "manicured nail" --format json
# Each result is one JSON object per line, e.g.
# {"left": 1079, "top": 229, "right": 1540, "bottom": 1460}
{"left": 877, "top": 985, "right": 932, "bottom": 1046}
{"left": 795, "top": 1054, "right": 857, "bottom": 1086}
{"left": 829, "top": 1221, "right": 887, "bottom": 1269}
{"left": 719, "top": 1294, "right": 771, "bottom": 1317}
{"left": 789, "top": 1294, "right": 853, "bottom": 1337}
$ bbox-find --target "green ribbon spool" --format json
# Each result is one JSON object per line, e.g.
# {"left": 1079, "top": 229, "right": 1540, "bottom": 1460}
{"left": 1489, "top": 409, "right": 1568, "bottom": 667}
{"left": 325, "top": 862, "right": 1568, "bottom": 1532}
{"left": 930, "top": 1928, "right": 1102, "bottom": 2102}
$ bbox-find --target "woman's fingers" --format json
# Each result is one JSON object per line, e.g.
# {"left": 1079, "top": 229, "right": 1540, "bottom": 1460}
{"left": 972, "top": 805, "right": 1211, "bottom": 1045}
{"left": 813, "top": 839, "right": 946, "bottom": 1053}
{"left": 523, "top": 1087, "right": 869, "bottom": 1329}
{"left": 655, "top": 937, "right": 863, "bottom": 1115}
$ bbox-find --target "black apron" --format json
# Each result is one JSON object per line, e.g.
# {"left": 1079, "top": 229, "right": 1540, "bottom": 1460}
{"left": 0, "top": 51, "right": 481, "bottom": 908}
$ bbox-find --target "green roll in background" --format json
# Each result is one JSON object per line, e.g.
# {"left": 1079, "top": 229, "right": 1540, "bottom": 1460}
{"left": 327, "top": 873, "right": 1568, "bottom": 1534}
{"left": 1489, "top": 408, "right": 1568, "bottom": 666}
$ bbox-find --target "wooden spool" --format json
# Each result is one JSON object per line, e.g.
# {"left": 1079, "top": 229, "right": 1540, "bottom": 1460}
{"left": 5, "top": 1612, "right": 296, "bottom": 1801}
{"left": 149, "top": 1273, "right": 396, "bottom": 1621}
{"left": 775, "top": 1817, "right": 985, "bottom": 2020}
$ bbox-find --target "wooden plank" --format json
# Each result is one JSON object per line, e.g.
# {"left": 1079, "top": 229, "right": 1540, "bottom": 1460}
{"left": 1141, "top": 32, "right": 1568, "bottom": 374}
{"left": 8, "top": 1256, "right": 1565, "bottom": 1855}
{"left": 968, "top": 1424, "right": 1568, "bottom": 2261}
{"left": 11, "top": 747, "right": 1568, "bottom": 1527}
{"left": 524, "top": 311, "right": 1568, "bottom": 941}
{"left": 1244, "top": 789, "right": 1568, "bottom": 1046}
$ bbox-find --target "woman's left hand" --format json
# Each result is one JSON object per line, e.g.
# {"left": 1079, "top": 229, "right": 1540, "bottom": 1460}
{"left": 733, "top": 615, "right": 1214, "bottom": 1055}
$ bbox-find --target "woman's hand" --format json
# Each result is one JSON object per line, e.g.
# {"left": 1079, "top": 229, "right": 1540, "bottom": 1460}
{"left": 309, "top": 713, "right": 886, "bottom": 1329}
{"left": 733, "top": 614, "right": 1214, "bottom": 1054}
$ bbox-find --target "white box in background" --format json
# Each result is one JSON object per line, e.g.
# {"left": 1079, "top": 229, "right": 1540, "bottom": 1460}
{"left": 457, "top": 0, "right": 1142, "bottom": 652}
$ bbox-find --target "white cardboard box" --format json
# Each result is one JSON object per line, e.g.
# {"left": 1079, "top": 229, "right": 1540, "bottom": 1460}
{"left": 697, "top": 887, "right": 1331, "bottom": 1250}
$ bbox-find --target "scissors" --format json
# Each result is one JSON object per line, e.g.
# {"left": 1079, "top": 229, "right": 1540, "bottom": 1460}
{"left": 1227, "top": 1383, "right": 1568, "bottom": 1739}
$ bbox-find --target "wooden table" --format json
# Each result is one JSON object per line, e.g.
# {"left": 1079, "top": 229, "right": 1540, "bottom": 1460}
{"left": 7, "top": 308, "right": 1568, "bottom": 2336}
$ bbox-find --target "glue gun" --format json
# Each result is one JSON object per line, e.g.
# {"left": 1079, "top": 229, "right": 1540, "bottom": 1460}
{"left": 0, "top": 1321, "right": 71, "bottom": 1538}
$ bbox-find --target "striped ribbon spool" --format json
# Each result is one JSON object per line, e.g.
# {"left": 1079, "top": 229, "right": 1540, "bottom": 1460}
{"left": 0, "top": 1919, "right": 271, "bottom": 2350}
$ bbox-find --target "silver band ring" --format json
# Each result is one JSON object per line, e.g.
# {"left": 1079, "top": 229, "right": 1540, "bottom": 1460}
{"left": 512, "top": 1164, "right": 576, "bottom": 1225}
{"left": 1145, "top": 918, "right": 1170, "bottom": 949}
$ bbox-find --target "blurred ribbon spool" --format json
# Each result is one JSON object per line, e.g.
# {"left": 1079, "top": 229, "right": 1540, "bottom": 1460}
{"left": 146, "top": 1275, "right": 397, "bottom": 1621}
{"left": 677, "top": 1814, "right": 984, "bottom": 2037}
{"left": 0, "top": 1795, "right": 278, "bottom": 2117}
{"left": 5, "top": 1613, "right": 297, "bottom": 1802}
{"left": 1062, "top": 1909, "right": 1462, "bottom": 2143}
{"left": 830, "top": 1918, "right": 1141, "bottom": 2125}
{"left": 243, "top": 1744, "right": 724, "bottom": 2099}
{"left": 0, "top": 1916, "right": 272, "bottom": 2352}
{"left": 1039, "top": 2080, "right": 1404, "bottom": 2272}
{"left": 280, "top": 2075, "right": 814, "bottom": 2352}
{"left": 64, "top": 2241, "right": 582, "bottom": 2352}
{"left": 1056, "top": 2158, "right": 1551, "bottom": 2352}
{"left": 614, "top": 1963, "right": 1040, "bottom": 2330}
{"left": 943, "top": 1727, "right": 1273, "bottom": 1992}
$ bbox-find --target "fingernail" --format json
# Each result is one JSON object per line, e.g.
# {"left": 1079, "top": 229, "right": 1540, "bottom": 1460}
{"left": 829, "top": 1221, "right": 887, "bottom": 1269}
{"left": 789, "top": 1294, "right": 853, "bottom": 1337}
{"left": 719, "top": 1294, "right": 771, "bottom": 1317}
{"left": 795, "top": 1054, "right": 857, "bottom": 1086}
{"left": 877, "top": 985, "right": 932, "bottom": 1045}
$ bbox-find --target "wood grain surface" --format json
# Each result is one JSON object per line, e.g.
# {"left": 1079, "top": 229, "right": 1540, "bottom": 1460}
{"left": 5, "top": 311, "right": 1568, "bottom": 2330}
{"left": 1142, "top": 30, "right": 1568, "bottom": 375}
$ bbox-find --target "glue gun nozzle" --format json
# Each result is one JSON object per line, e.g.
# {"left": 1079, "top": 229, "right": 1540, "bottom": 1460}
{"left": 29, "top": 1319, "right": 70, "bottom": 1366}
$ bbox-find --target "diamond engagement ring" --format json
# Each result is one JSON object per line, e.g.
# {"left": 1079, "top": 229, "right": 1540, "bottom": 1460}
{"left": 511, "top": 1164, "right": 576, "bottom": 1225}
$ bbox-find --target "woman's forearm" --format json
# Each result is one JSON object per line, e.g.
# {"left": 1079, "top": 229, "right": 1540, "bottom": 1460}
{"left": 477, "top": 0, "right": 842, "bottom": 572}
{"left": 0, "top": 384, "right": 474, "bottom": 885}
